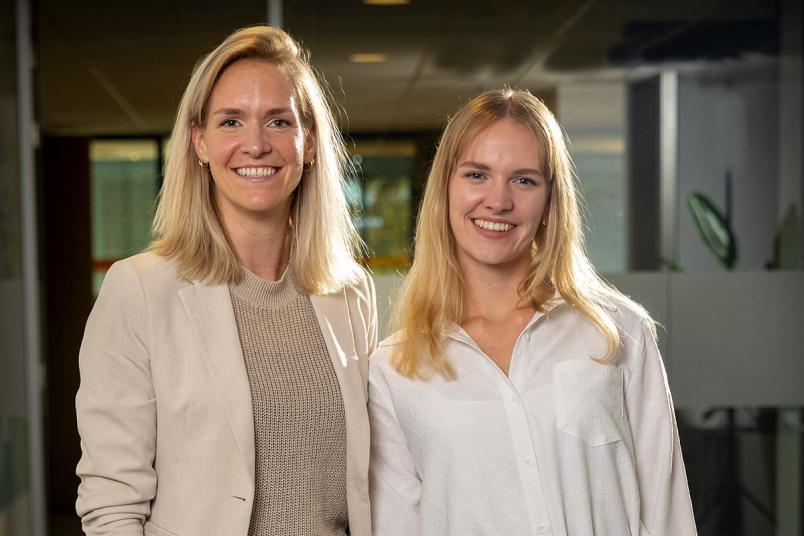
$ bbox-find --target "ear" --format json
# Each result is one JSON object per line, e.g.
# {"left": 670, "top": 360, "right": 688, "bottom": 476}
{"left": 191, "top": 121, "right": 209, "bottom": 164}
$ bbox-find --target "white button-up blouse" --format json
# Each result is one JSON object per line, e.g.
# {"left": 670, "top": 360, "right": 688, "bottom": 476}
{"left": 368, "top": 297, "right": 697, "bottom": 536}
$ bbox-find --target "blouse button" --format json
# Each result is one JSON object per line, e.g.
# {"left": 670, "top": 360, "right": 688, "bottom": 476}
{"left": 523, "top": 457, "right": 533, "bottom": 467}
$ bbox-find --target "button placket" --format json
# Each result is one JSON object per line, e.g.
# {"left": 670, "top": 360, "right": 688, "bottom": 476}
{"left": 508, "top": 325, "right": 554, "bottom": 536}
{"left": 453, "top": 317, "right": 554, "bottom": 534}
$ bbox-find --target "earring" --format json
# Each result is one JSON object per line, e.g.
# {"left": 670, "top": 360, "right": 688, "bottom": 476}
{"left": 303, "top": 158, "right": 315, "bottom": 172}
{"left": 198, "top": 159, "right": 209, "bottom": 168}
{"left": 541, "top": 216, "right": 548, "bottom": 227}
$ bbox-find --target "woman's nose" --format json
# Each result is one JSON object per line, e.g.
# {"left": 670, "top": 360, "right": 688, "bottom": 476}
{"left": 484, "top": 181, "right": 513, "bottom": 212}
{"left": 241, "top": 124, "right": 270, "bottom": 157}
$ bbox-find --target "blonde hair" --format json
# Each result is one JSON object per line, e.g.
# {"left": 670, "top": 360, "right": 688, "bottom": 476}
{"left": 393, "top": 88, "right": 646, "bottom": 379}
{"left": 151, "top": 26, "right": 360, "bottom": 293}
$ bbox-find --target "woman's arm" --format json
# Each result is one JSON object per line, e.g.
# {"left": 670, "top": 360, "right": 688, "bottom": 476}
{"left": 75, "top": 261, "right": 156, "bottom": 535}
{"left": 626, "top": 320, "right": 698, "bottom": 536}
{"left": 368, "top": 359, "right": 422, "bottom": 536}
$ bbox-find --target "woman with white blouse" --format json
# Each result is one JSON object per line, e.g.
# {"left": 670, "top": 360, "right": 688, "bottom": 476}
{"left": 368, "top": 89, "right": 697, "bottom": 535}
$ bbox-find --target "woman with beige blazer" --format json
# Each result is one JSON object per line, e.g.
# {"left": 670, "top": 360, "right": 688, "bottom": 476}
{"left": 76, "top": 26, "right": 376, "bottom": 536}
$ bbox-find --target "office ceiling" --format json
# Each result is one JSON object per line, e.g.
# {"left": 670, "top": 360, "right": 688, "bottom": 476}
{"left": 36, "top": 0, "right": 779, "bottom": 136}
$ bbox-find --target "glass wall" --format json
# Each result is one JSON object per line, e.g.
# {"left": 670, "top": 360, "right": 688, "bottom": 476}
{"left": 0, "top": 1, "right": 31, "bottom": 534}
{"left": 90, "top": 139, "right": 161, "bottom": 294}
{"left": 558, "top": 82, "right": 627, "bottom": 273}
{"left": 349, "top": 139, "right": 415, "bottom": 272}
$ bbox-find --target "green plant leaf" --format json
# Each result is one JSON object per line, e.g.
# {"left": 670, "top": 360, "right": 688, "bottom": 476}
{"left": 687, "top": 192, "right": 737, "bottom": 269}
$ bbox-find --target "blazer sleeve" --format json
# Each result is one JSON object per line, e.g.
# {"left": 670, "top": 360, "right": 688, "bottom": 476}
{"left": 625, "top": 320, "right": 698, "bottom": 536}
{"left": 368, "top": 358, "right": 422, "bottom": 535}
{"left": 75, "top": 261, "right": 156, "bottom": 535}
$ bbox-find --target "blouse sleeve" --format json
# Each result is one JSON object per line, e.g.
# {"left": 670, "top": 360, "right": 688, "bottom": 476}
{"left": 368, "top": 358, "right": 422, "bottom": 535}
{"left": 625, "top": 320, "right": 698, "bottom": 536}
{"left": 75, "top": 261, "right": 156, "bottom": 535}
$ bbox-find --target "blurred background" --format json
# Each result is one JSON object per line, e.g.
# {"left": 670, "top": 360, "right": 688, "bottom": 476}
{"left": 1, "top": 0, "right": 802, "bottom": 534}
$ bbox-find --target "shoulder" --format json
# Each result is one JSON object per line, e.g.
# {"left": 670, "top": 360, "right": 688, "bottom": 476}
{"left": 340, "top": 265, "right": 377, "bottom": 333}
{"left": 593, "top": 291, "right": 655, "bottom": 340}
{"left": 595, "top": 294, "right": 663, "bottom": 383}
{"left": 344, "top": 264, "right": 375, "bottom": 301}
{"left": 377, "top": 330, "right": 403, "bottom": 350}
{"left": 348, "top": 264, "right": 374, "bottom": 299}
{"left": 550, "top": 291, "right": 652, "bottom": 341}
{"left": 101, "top": 251, "right": 188, "bottom": 300}
{"left": 554, "top": 292, "right": 657, "bottom": 371}
{"left": 106, "top": 251, "right": 176, "bottom": 281}
{"left": 369, "top": 332, "right": 403, "bottom": 374}
{"left": 311, "top": 264, "right": 374, "bottom": 314}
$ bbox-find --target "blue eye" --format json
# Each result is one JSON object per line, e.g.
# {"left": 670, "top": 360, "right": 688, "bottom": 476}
{"left": 268, "top": 118, "right": 291, "bottom": 128}
{"left": 220, "top": 118, "right": 239, "bottom": 128}
{"left": 514, "top": 177, "right": 538, "bottom": 186}
{"left": 465, "top": 172, "right": 485, "bottom": 180}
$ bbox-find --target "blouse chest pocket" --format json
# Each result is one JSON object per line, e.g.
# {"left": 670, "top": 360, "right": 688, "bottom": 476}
{"left": 553, "top": 359, "right": 624, "bottom": 446}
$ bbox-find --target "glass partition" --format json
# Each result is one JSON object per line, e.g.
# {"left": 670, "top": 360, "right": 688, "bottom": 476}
{"left": 90, "top": 139, "right": 160, "bottom": 295}
{"left": 349, "top": 139, "right": 415, "bottom": 272}
{"left": 0, "top": 1, "right": 32, "bottom": 534}
{"left": 558, "top": 82, "right": 627, "bottom": 273}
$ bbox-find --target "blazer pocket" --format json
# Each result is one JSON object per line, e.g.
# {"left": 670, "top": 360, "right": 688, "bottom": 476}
{"left": 144, "top": 520, "right": 180, "bottom": 536}
{"left": 553, "top": 358, "right": 624, "bottom": 446}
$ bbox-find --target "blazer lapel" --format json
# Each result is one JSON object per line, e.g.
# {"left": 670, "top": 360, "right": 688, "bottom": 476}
{"left": 179, "top": 282, "right": 255, "bottom": 483}
{"left": 311, "top": 290, "right": 372, "bottom": 535}
{"left": 310, "top": 291, "right": 365, "bottom": 404}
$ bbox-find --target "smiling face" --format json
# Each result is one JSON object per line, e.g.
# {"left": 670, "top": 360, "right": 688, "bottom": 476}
{"left": 448, "top": 118, "right": 551, "bottom": 277}
{"left": 192, "top": 58, "right": 314, "bottom": 225}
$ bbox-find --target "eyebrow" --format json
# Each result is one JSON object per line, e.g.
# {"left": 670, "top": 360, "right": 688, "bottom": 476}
{"left": 458, "top": 161, "right": 544, "bottom": 176}
{"left": 210, "top": 106, "right": 293, "bottom": 117}
{"left": 457, "top": 161, "right": 490, "bottom": 171}
{"left": 512, "top": 167, "right": 544, "bottom": 176}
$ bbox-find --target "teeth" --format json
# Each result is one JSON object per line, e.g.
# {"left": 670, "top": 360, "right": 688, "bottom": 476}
{"left": 473, "top": 219, "right": 514, "bottom": 232}
{"left": 235, "top": 167, "right": 277, "bottom": 178}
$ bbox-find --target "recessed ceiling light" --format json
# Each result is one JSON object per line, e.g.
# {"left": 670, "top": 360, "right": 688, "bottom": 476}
{"left": 350, "top": 53, "right": 388, "bottom": 63}
{"left": 363, "top": 0, "right": 410, "bottom": 5}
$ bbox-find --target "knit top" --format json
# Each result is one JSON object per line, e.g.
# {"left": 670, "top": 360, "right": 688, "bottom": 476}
{"left": 230, "top": 267, "right": 348, "bottom": 536}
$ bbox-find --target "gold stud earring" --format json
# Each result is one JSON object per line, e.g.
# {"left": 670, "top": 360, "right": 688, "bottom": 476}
{"left": 303, "top": 158, "right": 315, "bottom": 172}
{"left": 198, "top": 159, "right": 209, "bottom": 168}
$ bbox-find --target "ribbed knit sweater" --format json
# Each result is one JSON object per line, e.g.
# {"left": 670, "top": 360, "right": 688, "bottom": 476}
{"left": 230, "top": 267, "right": 348, "bottom": 536}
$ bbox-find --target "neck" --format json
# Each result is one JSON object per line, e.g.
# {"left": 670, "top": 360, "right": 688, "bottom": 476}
{"left": 219, "top": 203, "right": 291, "bottom": 282}
{"left": 460, "top": 258, "right": 533, "bottom": 323}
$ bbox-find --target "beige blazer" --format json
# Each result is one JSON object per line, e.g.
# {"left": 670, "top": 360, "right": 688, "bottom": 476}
{"left": 76, "top": 252, "right": 376, "bottom": 536}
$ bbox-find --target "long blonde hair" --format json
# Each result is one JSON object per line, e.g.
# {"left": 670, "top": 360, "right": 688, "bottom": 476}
{"left": 151, "top": 26, "right": 360, "bottom": 294}
{"left": 393, "top": 88, "right": 643, "bottom": 379}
